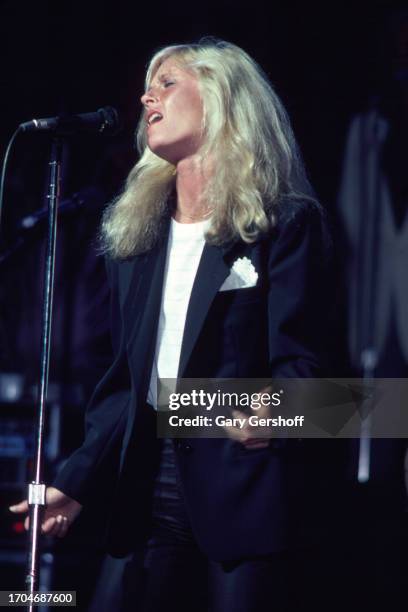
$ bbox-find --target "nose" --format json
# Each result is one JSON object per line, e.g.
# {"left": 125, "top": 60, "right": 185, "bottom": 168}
{"left": 141, "top": 88, "right": 158, "bottom": 107}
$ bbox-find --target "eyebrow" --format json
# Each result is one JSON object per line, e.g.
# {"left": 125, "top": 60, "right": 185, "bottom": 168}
{"left": 156, "top": 72, "right": 176, "bottom": 84}
{"left": 149, "top": 68, "right": 178, "bottom": 87}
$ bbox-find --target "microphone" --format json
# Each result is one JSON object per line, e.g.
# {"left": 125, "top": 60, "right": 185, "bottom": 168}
{"left": 19, "top": 106, "right": 120, "bottom": 136}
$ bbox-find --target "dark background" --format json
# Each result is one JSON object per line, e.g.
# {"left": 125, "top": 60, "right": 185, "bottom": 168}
{"left": 0, "top": 1, "right": 407, "bottom": 609}
{"left": 0, "top": 0, "right": 399, "bottom": 210}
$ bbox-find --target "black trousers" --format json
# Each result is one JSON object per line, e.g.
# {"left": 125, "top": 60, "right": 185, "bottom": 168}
{"left": 120, "top": 440, "right": 352, "bottom": 612}
{"left": 119, "top": 439, "right": 294, "bottom": 612}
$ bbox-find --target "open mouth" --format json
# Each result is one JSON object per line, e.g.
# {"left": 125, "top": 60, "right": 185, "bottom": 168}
{"left": 147, "top": 112, "right": 163, "bottom": 126}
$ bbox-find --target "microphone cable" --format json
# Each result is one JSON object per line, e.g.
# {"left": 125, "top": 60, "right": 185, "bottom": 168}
{"left": 0, "top": 126, "right": 21, "bottom": 234}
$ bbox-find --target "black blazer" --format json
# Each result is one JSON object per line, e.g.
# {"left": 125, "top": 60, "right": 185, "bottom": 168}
{"left": 53, "top": 198, "right": 344, "bottom": 560}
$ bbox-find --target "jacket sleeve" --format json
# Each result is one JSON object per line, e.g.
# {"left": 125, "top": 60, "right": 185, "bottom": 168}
{"left": 267, "top": 200, "right": 334, "bottom": 378}
{"left": 52, "top": 258, "right": 131, "bottom": 504}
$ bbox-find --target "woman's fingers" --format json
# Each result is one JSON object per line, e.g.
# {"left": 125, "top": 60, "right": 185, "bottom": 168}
{"left": 9, "top": 492, "right": 76, "bottom": 539}
{"left": 19, "top": 512, "right": 71, "bottom": 536}
{"left": 9, "top": 499, "right": 29, "bottom": 514}
{"left": 56, "top": 516, "right": 69, "bottom": 538}
{"left": 222, "top": 409, "right": 271, "bottom": 448}
{"left": 43, "top": 515, "right": 70, "bottom": 538}
{"left": 242, "top": 438, "right": 269, "bottom": 449}
{"left": 41, "top": 516, "right": 57, "bottom": 534}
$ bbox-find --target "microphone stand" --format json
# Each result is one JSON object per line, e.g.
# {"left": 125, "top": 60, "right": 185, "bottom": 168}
{"left": 356, "top": 109, "right": 382, "bottom": 483}
{"left": 25, "top": 136, "right": 62, "bottom": 610}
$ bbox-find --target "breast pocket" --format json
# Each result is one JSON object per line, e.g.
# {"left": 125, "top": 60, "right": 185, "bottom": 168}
{"left": 217, "top": 286, "right": 265, "bottom": 307}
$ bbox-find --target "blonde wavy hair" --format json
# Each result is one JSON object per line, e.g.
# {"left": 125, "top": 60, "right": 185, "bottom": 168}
{"left": 101, "top": 38, "right": 314, "bottom": 258}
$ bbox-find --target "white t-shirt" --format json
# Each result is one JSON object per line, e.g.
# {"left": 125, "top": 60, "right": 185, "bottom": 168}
{"left": 147, "top": 217, "right": 210, "bottom": 409}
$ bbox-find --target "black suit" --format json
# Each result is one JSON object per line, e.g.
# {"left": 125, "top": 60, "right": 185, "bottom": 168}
{"left": 54, "top": 198, "right": 343, "bottom": 561}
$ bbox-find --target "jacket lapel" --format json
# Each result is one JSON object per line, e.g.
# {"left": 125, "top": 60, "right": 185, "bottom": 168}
{"left": 122, "top": 224, "right": 170, "bottom": 393}
{"left": 177, "top": 241, "right": 237, "bottom": 377}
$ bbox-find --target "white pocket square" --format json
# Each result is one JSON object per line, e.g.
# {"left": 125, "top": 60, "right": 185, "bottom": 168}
{"left": 219, "top": 257, "right": 259, "bottom": 291}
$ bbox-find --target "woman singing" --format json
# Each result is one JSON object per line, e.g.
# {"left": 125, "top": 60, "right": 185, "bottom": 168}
{"left": 10, "top": 39, "right": 339, "bottom": 611}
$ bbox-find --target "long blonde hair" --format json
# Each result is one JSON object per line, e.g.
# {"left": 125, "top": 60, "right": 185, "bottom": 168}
{"left": 101, "top": 38, "right": 314, "bottom": 258}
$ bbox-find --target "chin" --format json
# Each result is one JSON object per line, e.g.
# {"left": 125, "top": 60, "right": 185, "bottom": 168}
{"left": 148, "top": 142, "right": 181, "bottom": 165}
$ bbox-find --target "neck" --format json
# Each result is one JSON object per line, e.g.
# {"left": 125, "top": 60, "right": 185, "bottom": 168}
{"left": 174, "top": 155, "right": 213, "bottom": 223}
